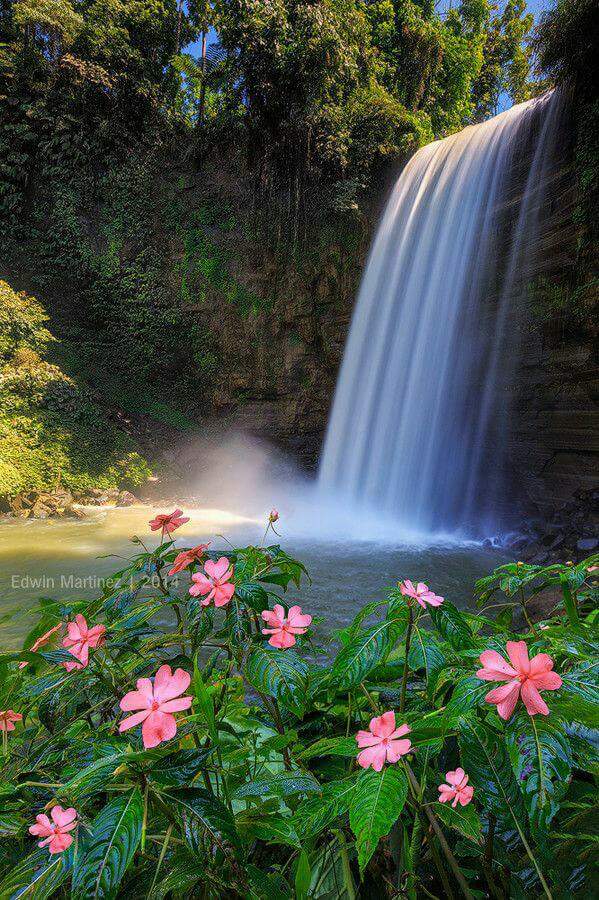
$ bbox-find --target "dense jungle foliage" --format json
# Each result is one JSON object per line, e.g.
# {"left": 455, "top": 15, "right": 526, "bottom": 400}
{"left": 0, "top": 512, "right": 598, "bottom": 897}
{"left": 0, "top": 0, "right": 537, "bottom": 500}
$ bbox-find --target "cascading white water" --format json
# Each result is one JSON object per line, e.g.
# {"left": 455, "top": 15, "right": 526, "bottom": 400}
{"left": 319, "top": 92, "right": 563, "bottom": 539}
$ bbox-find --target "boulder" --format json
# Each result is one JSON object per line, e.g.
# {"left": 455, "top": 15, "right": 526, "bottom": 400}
{"left": 116, "top": 490, "right": 137, "bottom": 507}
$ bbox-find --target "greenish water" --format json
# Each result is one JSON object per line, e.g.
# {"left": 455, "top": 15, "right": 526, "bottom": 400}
{"left": 0, "top": 506, "right": 508, "bottom": 649}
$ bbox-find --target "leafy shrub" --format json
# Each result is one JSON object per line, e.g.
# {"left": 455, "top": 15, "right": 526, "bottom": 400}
{"left": 0, "top": 280, "right": 152, "bottom": 500}
{"left": 1, "top": 513, "right": 597, "bottom": 897}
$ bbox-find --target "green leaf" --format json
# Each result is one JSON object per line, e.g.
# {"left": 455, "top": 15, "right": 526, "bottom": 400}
{"left": 234, "top": 771, "right": 321, "bottom": 799}
{"left": 191, "top": 657, "right": 216, "bottom": 737}
{"left": 309, "top": 834, "right": 357, "bottom": 900}
{"left": 245, "top": 646, "right": 309, "bottom": 717}
{"left": 298, "top": 736, "right": 358, "bottom": 761}
{"left": 59, "top": 753, "right": 124, "bottom": 802}
{"left": 505, "top": 711, "right": 572, "bottom": 830}
{"left": 553, "top": 661, "right": 599, "bottom": 727}
{"left": 566, "top": 723, "right": 599, "bottom": 775}
{"left": 235, "top": 581, "right": 270, "bottom": 612}
{"left": 0, "top": 809, "right": 25, "bottom": 836}
{"left": 246, "top": 864, "right": 291, "bottom": 900}
{"left": 238, "top": 811, "right": 300, "bottom": 847}
{"left": 163, "top": 787, "right": 240, "bottom": 855}
{"left": 349, "top": 765, "right": 408, "bottom": 873}
{"left": 149, "top": 747, "right": 215, "bottom": 786}
{"left": 434, "top": 802, "right": 482, "bottom": 843}
{"left": 295, "top": 848, "right": 312, "bottom": 900}
{"left": 332, "top": 615, "right": 405, "bottom": 689}
{"left": 444, "top": 675, "right": 489, "bottom": 723}
{"left": 0, "top": 847, "right": 73, "bottom": 899}
{"left": 294, "top": 778, "right": 357, "bottom": 838}
{"left": 72, "top": 788, "right": 143, "bottom": 899}
{"left": 429, "top": 601, "right": 475, "bottom": 650}
{"left": 458, "top": 718, "right": 528, "bottom": 835}
{"left": 146, "top": 850, "right": 204, "bottom": 899}
{"left": 409, "top": 624, "right": 446, "bottom": 695}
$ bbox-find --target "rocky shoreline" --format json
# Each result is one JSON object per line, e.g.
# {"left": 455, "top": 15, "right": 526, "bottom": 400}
{"left": 0, "top": 487, "right": 139, "bottom": 520}
{"left": 503, "top": 488, "right": 598, "bottom": 564}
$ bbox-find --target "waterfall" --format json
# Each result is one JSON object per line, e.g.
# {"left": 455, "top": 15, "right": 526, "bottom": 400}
{"left": 319, "top": 92, "right": 564, "bottom": 539}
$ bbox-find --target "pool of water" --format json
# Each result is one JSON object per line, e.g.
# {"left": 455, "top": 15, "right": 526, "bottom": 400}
{"left": 0, "top": 505, "right": 509, "bottom": 649}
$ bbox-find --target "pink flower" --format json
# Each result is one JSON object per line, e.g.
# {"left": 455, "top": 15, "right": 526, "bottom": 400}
{"left": 355, "top": 711, "right": 411, "bottom": 771}
{"left": 149, "top": 509, "right": 190, "bottom": 537}
{"left": 189, "top": 557, "right": 234, "bottom": 607}
{"left": 261, "top": 604, "right": 312, "bottom": 649}
{"left": 399, "top": 580, "right": 444, "bottom": 608}
{"left": 438, "top": 768, "right": 474, "bottom": 807}
{"left": 62, "top": 614, "right": 106, "bottom": 671}
{"left": 476, "top": 640, "right": 562, "bottom": 720}
{"left": 168, "top": 544, "right": 211, "bottom": 575}
{"left": 0, "top": 710, "right": 22, "bottom": 732}
{"left": 269, "top": 509, "right": 279, "bottom": 523}
{"left": 19, "top": 623, "right": 63, "bottom": 668}
{"left": 119, "top": 664, "right": 192, "bottom": 749}
{"left": 29, "top": 806, "right": 77, "bottom": 854}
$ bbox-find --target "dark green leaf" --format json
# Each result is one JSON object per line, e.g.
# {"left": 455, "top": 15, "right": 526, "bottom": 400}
{"left": 349, "top": 765, "right": 408, "bottom": 873}
{"left": 163, "top": 787, "right": 240, "bottom": 855}
{"left": 429, "top": 601, "right": 475, "bottom": 650}
{"left": 332, "top": 615, "right": 405, "bottom": 689}
{"left": 72, "top": 788, "right": 143, "bottom": 899}
{"left": 505, "top": 711, "right": 572, "bottom": 830}
{"left": 0, "top": 847, "right": 73, "bottom": 899}
{"left": 434, "top": 801, "right": 482, "bottom": 843}
{"left": 458, "top": 718, "right": 528, "bottom": 836}
{"left": 294, "top": 778, "right": 357, "bottom": 838}
{"left": 149, "top": 748, "right": 215, "bottom": 786}
{"left": 235, "top": 582, "right": 269, "bottom": 612}
{"left": 234, "top": 771, "right": 320, "bottom": 799}
{"left": 245, "top": 646, "right": 309, "bottom": 717}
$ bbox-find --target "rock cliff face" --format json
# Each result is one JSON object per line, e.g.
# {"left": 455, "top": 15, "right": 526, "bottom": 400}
{"left": 511, "top": 325, "right": 598, "bottom": 514}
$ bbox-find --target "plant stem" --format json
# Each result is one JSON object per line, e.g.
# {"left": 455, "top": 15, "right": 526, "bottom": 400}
{"left": 512, "top": 818, "right": 553, "bottom": 899}
{"left": 518, "top": 587, "right": 538, "bottom": 636}
{"left": 147, "top": 825, "right": 173, "bottom": 898}
{"left": 559, "top": 575, "right": 580, "bottom": 628}
{"left": 427, "top": 825, "right": 455, "bottom": 900}
{"left": 482, "top": 814, "right": 504, "bottom": 900}
{"left": 400, "top": 603, "right": 414, "bottom": 714}
{"left": 141, "top": 782, "right": 149, "bottom": 853}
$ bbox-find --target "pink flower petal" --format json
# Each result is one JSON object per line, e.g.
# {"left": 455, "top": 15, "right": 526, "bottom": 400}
{"left": 160, "top": 697, "right": 193, "bottom": 713}
{"left": 154, "top": 665, "right": 191, "bottom": 703}
{"left": 142, "top": 710, "right": 177, "bottom": 748}
{"left": 506, "top": 640, "right": 530, "bottom": 675}
{"left": 287, "top": 609, "right": 312, "bottom": 628}
{"left": 389, "top": 723, "right": 411, "bottom": 739}
{"left": 48, "top": 833, "right": 73, "bottom": 854}
{"left": 531, "top": 670, "right": 562, "bottom": 691}
{"left": 213, "top": 585, "right": 234, "bottom": 606}
{"left": 370, "top": 711, "right": 396, "bottom": 738}
{"left": 120, "top": 690, "right": 152, "bottom": 712}
{"left": 385, "top": 738, "right": 411, "bottom": 762}
{"left": 357, "top": 744, "right": 387, "bottom": 771}
{"left": 51, "top": 806, "right": 76, "bottom": 828}
{"left": 268, "top": 630, "right": 296, "bottom": 649}
{"left": 119, "top": 709, "right": 152, "bottom": 731}
{"left": 521, "top": 680, "right": 550, "bottom": 716}
{"left": 486, "top": 680, "right": 521, "bottom": 720}
{"left": 477, "top": 649, "right": 518, "bottom": 680}
{"left": 356, "top": 730, "right": 383, "bottom": 748}
{"left": 458, "top": 786, "right": 474, "bottom": 806}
